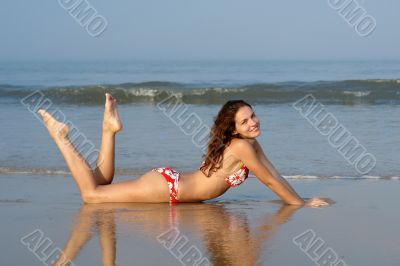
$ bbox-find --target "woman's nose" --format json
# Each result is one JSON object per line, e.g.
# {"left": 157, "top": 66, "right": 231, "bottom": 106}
{"left": 249, "top": 118, "right": 257, "bottom": 126}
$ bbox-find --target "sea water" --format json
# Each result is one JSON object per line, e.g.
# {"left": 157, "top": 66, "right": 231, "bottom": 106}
{"left": 0, "top": 60, "right": 399, "bottom": 179}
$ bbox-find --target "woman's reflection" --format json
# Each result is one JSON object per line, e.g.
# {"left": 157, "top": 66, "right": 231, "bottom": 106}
{"left": 54, "top": 202, "right": 301, "bottom": 266}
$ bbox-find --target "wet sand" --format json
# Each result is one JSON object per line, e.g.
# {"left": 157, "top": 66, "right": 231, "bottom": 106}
{"left": 1, "top": 174, "right": 400, "bottom": 266}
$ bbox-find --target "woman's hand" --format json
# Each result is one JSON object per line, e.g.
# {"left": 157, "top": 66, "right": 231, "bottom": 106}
{"left": 305, "top": 197, "right": 331, "bottom": 208}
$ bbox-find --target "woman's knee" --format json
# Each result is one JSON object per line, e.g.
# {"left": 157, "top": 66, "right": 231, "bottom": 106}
{"left": 82, "top": 189, "right": 102, "bottom": 204}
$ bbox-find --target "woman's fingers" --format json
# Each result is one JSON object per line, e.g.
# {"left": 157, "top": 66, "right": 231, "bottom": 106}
{"left": 306, "top": 197, "right": 330, "bottom": 208}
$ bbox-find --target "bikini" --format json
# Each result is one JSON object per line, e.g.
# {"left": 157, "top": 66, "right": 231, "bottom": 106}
{"left": 224, "top": 163, "right": 250, "bottom": 187}
{"left": 152, "top": 162, "right": 249, "bottom": 203}
{"left": 152, "top": 167, "right": 180, "bottom": 203}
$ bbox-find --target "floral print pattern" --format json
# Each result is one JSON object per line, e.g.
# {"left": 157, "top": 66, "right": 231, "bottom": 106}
{"left": 199, "top": 161, "right": 249, "bottom": 187}
{"left": 153, "top": 167, "right": 180, "bottom": 203}
{"left": 226, "top": 164, "right": 249, "bottom": 187}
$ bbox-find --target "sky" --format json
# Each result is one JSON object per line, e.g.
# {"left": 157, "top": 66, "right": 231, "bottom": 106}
{"left": 0, "top": 0, "right": 399, "bottom": 61}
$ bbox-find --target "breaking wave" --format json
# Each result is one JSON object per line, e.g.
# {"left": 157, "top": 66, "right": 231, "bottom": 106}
{"left": 1, "top": 79, "right": 400, "bottom": 105}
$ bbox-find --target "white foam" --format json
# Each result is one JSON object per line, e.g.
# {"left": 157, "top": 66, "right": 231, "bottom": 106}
{"left": 282, "top": 175, "right": 321, "bottom": 179}
{"left": 127, "top": 88, "right": 160, "bottom": 97}
{"left": 191, "top": 87, "right": 247, "bottom": 95}
{"left": 343, "top": 91, "right": 371, "bottom": 97}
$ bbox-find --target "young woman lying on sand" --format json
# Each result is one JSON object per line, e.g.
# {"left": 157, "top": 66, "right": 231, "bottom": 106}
{"left": 38, "top": 93, "right": 329, "bottom": 207}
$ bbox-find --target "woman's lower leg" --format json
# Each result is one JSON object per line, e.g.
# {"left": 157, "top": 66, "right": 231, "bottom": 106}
{"left": 38, "top": 109, "right": 98, "bottom": 200}
{"left": 93, "top": 93, "right": 122, "bottom": 185}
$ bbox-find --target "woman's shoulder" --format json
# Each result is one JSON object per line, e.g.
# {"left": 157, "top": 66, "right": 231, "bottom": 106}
{"left": 225, "top": 139, "right": 262, "bottom": 167}
{"left": 228, "top": 138, "right": 257, "bottom": 153}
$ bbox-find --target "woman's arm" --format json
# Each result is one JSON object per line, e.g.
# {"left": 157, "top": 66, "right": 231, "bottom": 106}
{"left": 253, "top": 140, "right": 330, "bottom": 208}
{"left": 232, "top": 139, "right": 305, "bottom": 205}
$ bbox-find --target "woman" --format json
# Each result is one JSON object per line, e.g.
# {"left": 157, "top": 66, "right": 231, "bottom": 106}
{"left": 38, "top": 93, "right": 328, "bottom": 207}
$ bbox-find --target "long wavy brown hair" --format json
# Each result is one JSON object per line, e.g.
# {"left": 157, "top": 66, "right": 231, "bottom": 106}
{"left": 200, "top": 100, "right": 252, "bottom": 177}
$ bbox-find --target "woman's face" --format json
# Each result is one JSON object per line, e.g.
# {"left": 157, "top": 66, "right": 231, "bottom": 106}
{"left": 233, "top": 106, "right": 261, "bottom": 139}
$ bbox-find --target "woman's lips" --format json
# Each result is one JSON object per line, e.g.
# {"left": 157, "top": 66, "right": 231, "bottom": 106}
{"left": 250, "top": 125, "right": 260, "bottom": 132}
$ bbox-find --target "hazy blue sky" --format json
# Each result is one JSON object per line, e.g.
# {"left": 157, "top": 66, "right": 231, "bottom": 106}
{"left": 0, "top": 0, "right": 399, "bottom": 60}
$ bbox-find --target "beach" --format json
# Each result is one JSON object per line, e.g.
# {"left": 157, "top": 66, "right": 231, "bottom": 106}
{"left": 1, "top": 0, "right": 400, "bottom": 264}
{"left": 1, "top": 60, "right": 400, "bottom": 265}
{"left": 1, "top": 174, "right": 399, "bottom": 266}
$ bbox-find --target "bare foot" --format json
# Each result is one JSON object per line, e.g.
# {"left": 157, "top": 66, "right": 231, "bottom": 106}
{"left": 103, "top": 93, "right": 122, "bottom": 133}
{"left": 37, "top": 109, "right": 70, "bottom": 141}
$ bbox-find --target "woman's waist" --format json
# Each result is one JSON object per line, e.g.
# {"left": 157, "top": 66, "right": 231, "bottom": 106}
{"left": 178, "top": 171, "right": 229, "bottom": 201}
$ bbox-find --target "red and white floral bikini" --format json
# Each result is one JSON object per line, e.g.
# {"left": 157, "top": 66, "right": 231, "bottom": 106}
{"left": 152, "top": 162, "right": 249, "bottom": 203}
{"left": 152, "top": 167, "right": 180, "bottom": 203}
{"left": 224, "top": 163, "right": 250, "bottom": 187}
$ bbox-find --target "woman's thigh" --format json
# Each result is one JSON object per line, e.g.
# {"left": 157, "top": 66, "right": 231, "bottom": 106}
{"left": 90, "top": 170, "right": 170, "bottom": 203}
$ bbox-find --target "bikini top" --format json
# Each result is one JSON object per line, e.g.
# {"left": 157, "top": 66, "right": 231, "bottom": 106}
{"left": 200, "top": 161, "right": 250, "bottom": 187}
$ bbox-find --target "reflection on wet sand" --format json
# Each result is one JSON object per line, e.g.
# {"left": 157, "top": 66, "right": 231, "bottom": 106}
{"left": 54, "top": 202, "right": 301, "bottom": 266}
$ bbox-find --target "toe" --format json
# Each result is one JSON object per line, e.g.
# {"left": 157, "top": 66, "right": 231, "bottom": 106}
{"left": 106, "top": 93, "right": 113, "bottom": 101}
{"left": 38, "top": 109, "right": 49, "bottom": 120}
{"left": 105, "top": 94, "right": 112, "bottom": 108}
{"left": 106, "top": 93, "right": 114, "bottom": 100}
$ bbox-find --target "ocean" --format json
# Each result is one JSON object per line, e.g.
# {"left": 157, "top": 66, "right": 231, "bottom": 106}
{"left": 1, "top": 60, "right": 399, "bottom": 179}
